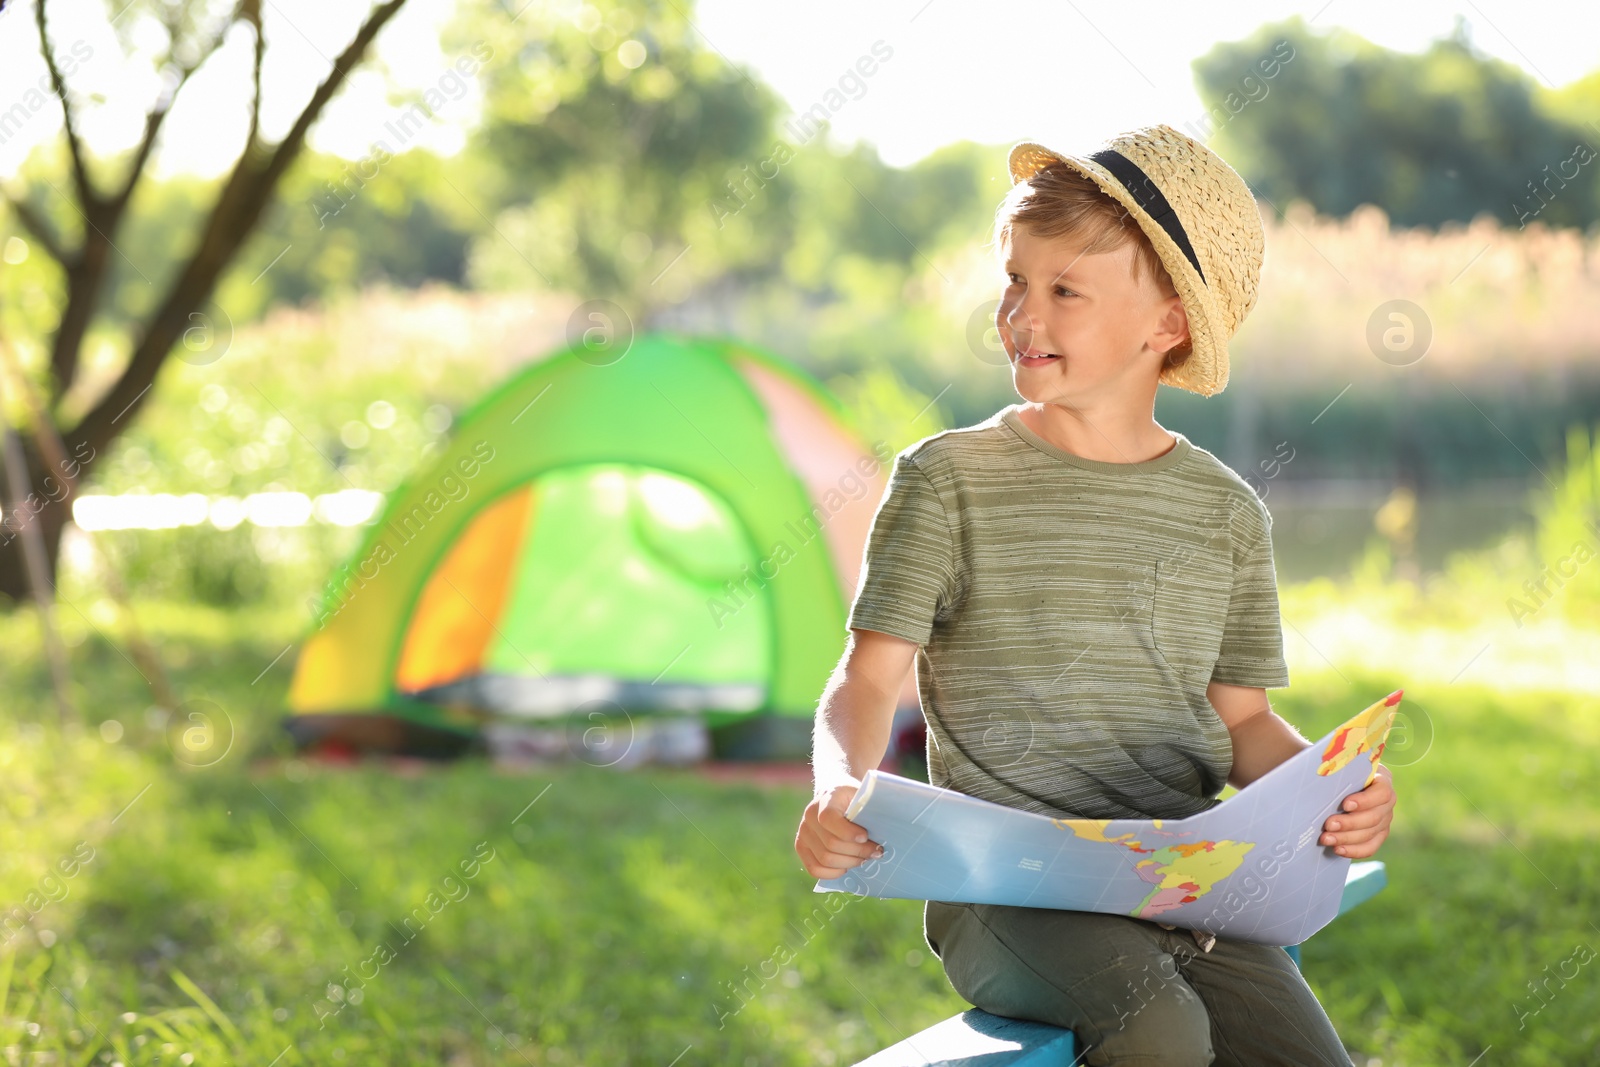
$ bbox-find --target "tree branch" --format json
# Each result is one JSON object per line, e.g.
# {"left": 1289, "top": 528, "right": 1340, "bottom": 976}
{"left": 62, "top": 0, "right": 413, "bottom": 460}
{"left": 110, "top": 22, "right": 235, "bottom": 212}
{"left": 112, "top": 107, "right": 169, "bottom": 212}
{"left": 241, "top": 0, "right": 265, "bottom": 151}
{"left": 258, "top": 0, "right": 409, "bottom": 190}
{"left": 35, "top": 0, "right": 96, "bottom": 210}
{"left": 0, "top": 190, "right": 71, "bottom": 266}
{"left": 40, "top": 20, "right": 239, "bottom": 400}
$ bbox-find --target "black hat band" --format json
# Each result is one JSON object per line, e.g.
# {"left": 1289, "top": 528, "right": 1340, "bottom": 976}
{"left": 1088, "top": 149, "right": 1206, "bottom": 285}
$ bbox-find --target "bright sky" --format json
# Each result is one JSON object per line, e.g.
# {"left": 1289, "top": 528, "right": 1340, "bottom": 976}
{"left": 0, "top": 0, "right": 1595, "bottom": 180}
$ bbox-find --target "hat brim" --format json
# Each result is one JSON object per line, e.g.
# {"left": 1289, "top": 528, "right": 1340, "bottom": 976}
{"left": 1007, "top": 141, "right": 1230, "bottom": 398}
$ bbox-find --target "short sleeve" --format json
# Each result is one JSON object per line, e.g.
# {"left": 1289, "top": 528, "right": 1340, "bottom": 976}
{"left": 1209, "top": 499, "right": 1291, "bottom": 688}
{"left": 846, "top": 454, "right": 959, "bottom": 647}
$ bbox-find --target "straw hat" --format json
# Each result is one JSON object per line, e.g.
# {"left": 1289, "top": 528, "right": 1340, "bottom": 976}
{"left": 1007, "top": 124, "right": 1265, "bottom": 398}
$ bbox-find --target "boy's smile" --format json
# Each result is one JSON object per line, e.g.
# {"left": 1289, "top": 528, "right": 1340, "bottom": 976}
{"left": 996, "top": 223, "right": 1187, "bottom": 405}
{"left": 994, "top": 222, "right": 1192, "bottom": 462}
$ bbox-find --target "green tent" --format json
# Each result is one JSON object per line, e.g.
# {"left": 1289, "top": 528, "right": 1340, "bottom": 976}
{"left": 286, "top": 333, "right": 892, "bottom": 759}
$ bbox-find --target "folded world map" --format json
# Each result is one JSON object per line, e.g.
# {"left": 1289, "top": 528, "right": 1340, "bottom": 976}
{"left": 814, "top": 690, "right": 1402, "bottom": 945}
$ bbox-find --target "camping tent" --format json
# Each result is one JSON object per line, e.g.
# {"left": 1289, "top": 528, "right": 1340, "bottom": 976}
{"left": 285, "top": 333, "right": 900, "bottom": 759}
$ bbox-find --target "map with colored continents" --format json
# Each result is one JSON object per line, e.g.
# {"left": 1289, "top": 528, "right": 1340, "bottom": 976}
{"left": 815, "top": 690, "right": 1401, "bottom": 945}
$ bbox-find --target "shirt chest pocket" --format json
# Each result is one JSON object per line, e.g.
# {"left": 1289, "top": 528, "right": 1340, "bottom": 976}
{"left": 1149, "top": 528, "right": 1235, "bottom": 687}
{"left": 1005, "top": 545, "right": 1230, "bottom": 688}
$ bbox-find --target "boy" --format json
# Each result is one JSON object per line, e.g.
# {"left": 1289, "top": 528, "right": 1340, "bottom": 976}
{"left": 794, "top": 125, "right": 1396, "bottom": 1066}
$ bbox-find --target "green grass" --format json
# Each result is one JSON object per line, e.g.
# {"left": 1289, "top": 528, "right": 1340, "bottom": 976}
{"left": 1, "top": 601, "right": 1597, "bottom": 1065}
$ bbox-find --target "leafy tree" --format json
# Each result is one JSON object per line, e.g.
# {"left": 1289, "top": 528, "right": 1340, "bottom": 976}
{"left": 0, "top": 0, "right": 414, "bottom": 600}
{"left": 221, "top": 147, "right": 482, "bottom": 319}
{"left": 1194, "top": 15, "right": 1600, "bottom": 229}
{"left": 1542, "top": 69, "right": 1600, "bottom": 145}
{"left": 452, "top": 0, "right": 790, "bottom": 317}
{"left": 458, "top": 0, "right": 1003, "bottom": 343}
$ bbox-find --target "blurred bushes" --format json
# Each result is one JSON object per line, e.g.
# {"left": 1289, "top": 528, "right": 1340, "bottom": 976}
{"left": 1286, "top": 420, "right": 1600, "bottom": 630}
{"left": 824, "top": 366, "right": 951, "bottom": 458}
{"left": 83, "top": 524, "right": 361, "bottom": 613}
{"left": 97, "top": 526, "right": 271, "bottom": 608}
{"left": 1524, "top": 423, "right": 1600, "bottom": 623}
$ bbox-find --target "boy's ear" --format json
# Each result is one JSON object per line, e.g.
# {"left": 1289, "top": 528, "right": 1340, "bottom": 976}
{"left": 1152, "top": 293, "right": 1190, "bottom": 355}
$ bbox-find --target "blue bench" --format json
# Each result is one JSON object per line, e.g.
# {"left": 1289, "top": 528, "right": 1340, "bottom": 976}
{"left": 851, "top": 861, "right": 1387, "bottom": 1067}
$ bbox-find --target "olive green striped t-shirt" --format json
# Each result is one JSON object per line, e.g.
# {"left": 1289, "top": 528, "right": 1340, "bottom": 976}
{"left": 846, "top": 404, "right": 1291, "bottom": 823}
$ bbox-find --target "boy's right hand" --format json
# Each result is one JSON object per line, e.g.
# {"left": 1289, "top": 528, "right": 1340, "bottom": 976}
{"left": 795, "top": 781, "right": 885, "bottom": 879}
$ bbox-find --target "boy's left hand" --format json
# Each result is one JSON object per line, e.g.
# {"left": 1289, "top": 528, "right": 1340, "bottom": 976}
{"left": 1321, "top": 764, "right": 1395, "bottom": 858}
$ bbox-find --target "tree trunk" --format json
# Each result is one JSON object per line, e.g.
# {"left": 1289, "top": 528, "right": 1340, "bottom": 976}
{"left": 0, "top": 440, "right": 70, "bottom": 603}
{"left": 0, "top": 0, "right": 410, "bottom": 604}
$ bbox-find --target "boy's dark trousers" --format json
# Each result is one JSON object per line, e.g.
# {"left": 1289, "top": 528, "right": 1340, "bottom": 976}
{"left": 925, "top": 900, "right": 1355, "bottom": 1067}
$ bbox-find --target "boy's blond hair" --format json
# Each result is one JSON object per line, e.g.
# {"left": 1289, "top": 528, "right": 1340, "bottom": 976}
{"left": 990, "top": 162, "right": 1195, "bottom": 375}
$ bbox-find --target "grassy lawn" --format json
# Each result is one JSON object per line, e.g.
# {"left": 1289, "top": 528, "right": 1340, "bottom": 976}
{"left": 1, "top": 600, "right": 1596, "bottom": 1066}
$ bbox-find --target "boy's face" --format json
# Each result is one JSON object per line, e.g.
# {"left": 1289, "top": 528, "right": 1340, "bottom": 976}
{"left": 996, "top": 223, "right": 1189, "bottom": 406}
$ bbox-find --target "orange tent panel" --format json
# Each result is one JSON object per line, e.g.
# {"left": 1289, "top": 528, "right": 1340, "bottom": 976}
{"left": 395, "top": 486, "right": 536, "bottom": 693}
